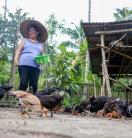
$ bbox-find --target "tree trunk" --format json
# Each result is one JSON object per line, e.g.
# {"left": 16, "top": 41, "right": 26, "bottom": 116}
{"left": 8, "top": 27, "right": 19, "bottom": 89}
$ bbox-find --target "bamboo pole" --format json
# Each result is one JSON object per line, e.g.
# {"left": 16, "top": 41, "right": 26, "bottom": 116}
{"left": 93, "top": 76, "right": 97, "bottom": 97}
{"left": 44, "top": 41, "right": 48, "bottom": 88}
{"left": 95, "top": 28, "right": 132, "bottom": 35}
{"left": 101, "top": 34, "right": 112, "bottom": 96}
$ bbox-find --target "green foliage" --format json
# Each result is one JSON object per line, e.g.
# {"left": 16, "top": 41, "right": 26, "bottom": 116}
{"left": 61, "top": 20, "right": 85, "bottom": 49}
{"left": 112, "top": 78, "right": 132, "bottom": 92}
{"left": 60, "top": 91, "right": 70, "bottom": 106}
{"left": 0, "top": 8, "right": 31, "bottom": 62}
{"left": 0, "top": 95, "right": 19, "bottom": 107}
{"left": 0, "top": 62, "right": 10, "bottom": 83}
{"left": 0, "top": 49, "right": 8, "bottom": 62}
{"left": 79, "top": 39, "right": 88, "bottom": 53}
{"left": 45, "top": 44, "right": 83, "bottom": 105}
{"left": 50, "top": 44, "right": 77, "bottom": 90}
{"left": 93, "top": 75, "right": 101, "bottom": 88}
{"left": 111, "top": 78, "right": 132, "bottom": 98}
{"left": 45, "top": 14, "right": 66, "bottom": 56}
{"left": 45, "top": 14, "right": 65, "bottom": 38}
{"left": 114, "top": 7, "right": 132, "bottom": 21}
{"left": 8, "top": 9, "right": 30, "bottom": 43}
{"left": 7, "top": 9, "right": 31, "bottom": 58}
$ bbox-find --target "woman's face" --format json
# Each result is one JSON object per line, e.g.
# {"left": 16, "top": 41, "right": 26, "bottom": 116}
{"left": 28, "top": 27, "right": 38, "bottom": 40}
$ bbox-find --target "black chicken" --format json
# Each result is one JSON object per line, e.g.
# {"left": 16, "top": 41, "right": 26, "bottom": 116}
{"left": 103, "top": 97, "right": 127, "bottom": 118}
{"left": 64, "top": 105, "right": 74, "bottom": 113}
{"left": 0, "top": 84, "right": 13, "bottom": 100}
{"left": 73, "top": 104, "right": 84, "bottom": 114}
{"left": 38, "top": 87, "right": 60, "bottom": 95}
{"left": 0, "top": 88, "right": 6, "bottom": 100}
{"left": 73, "top": 100, "right": 90, "bottom": 114}
{"left": 0, "top": 84, "right": 13, "bottom": 91}
{"left": 36, "top": 91, "right": 63, "bottom": 117}
{"left": 88, "top": 96, "right": 108, "bottom": 113}
{"left": 126, "top": 104, "right": 132, "bottom": 117}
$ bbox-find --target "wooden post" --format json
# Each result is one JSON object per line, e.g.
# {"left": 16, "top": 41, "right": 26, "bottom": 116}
{"left": 101, "top": 34, "right": 112, "bottom": 96}
{"left": 44, "top": 41, "right": 48, "bottom": 88}
{"left": 93, "top": 76, "right": 97, "bottom": 97}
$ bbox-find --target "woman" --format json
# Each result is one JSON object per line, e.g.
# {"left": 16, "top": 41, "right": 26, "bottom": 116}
{"left": 14, "top": 20, "right": 48, "bottom": 94}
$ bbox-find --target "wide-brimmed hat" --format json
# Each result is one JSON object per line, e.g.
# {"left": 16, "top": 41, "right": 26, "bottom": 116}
{"left": 20, "top": 20, "right": 48, "bottom": 43}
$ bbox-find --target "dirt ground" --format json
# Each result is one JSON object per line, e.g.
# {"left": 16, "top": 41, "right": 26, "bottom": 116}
{"left": 0, "top": 108, "right": 132, "bottom": 138}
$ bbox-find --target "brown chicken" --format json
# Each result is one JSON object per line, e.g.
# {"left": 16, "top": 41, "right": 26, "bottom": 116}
{"left": 8, "top": 91, "right": 48, "bottom": 118}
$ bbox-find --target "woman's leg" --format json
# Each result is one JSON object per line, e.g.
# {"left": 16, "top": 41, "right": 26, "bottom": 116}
{"left": 18, "top": 65, "right": 29, "bottom": 91}
{"left": 29, "top": 66, "right": 40, "bottom": 94}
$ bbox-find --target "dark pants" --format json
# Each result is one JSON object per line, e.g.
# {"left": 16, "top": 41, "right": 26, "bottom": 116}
{"left": 18, "top": 65, "right": 40, "bottom": 94}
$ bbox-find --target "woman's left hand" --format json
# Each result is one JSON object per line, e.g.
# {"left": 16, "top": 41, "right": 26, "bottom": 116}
{"left": 14, "top": 59, "right": 19, "bottom": 66}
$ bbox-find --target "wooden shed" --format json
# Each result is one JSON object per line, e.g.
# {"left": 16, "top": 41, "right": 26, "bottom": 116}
{"left": 82, "top": 20, "right": 132, "bottom": 75}
{"left": 82, "top": 20, "right": 132, "bottom": 96}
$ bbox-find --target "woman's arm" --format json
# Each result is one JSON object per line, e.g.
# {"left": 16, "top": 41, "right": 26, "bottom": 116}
{"left": 14, "top": 39, "right": 25, "bottom": 65}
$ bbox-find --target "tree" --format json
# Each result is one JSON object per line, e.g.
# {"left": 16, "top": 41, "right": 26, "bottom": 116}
{"left": 7, "top": 9, "right": 31, "bottom": 87}
{"left": 62, "top": 21, "right": 92, "bottom": 99}
{"left": 45, "top": 14, "right": 66, "bottom": 56}
{"left": 49, "top": 44, "right": 82, "bottom": 105}
{"left": 42, "top": 14, "right": 66, "bottom": 88}
{"left": 61, "top": 20, "right": 85, "bottom": 49}
{"left": 0, "top": 14, "right": 9, "bottom": 62}
{"left": 114, "top": 7, "right": 132, "bottom": 21}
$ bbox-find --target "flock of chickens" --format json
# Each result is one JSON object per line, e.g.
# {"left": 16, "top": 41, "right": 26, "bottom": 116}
{"left": 0, "top": 85, "right": 63, "bottom": 117}
{"left": 0, "top": 84, "right": 132, "bottom": 119}
{"left": 65, "top": 95, "right": 132, "bottom": 119}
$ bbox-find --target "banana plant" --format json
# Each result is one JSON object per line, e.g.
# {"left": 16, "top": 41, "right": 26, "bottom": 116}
{"left": 114, "top": 7, "right": 132, "bottom": 21}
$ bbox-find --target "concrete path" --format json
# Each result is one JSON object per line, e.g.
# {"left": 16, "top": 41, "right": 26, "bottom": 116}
{"left": 0, "top": 108, "right": 132, "bottom": 138}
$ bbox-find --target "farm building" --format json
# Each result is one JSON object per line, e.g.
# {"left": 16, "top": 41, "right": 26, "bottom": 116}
{"left": 82, "top": 20, "right": 132, "bottom": 96}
